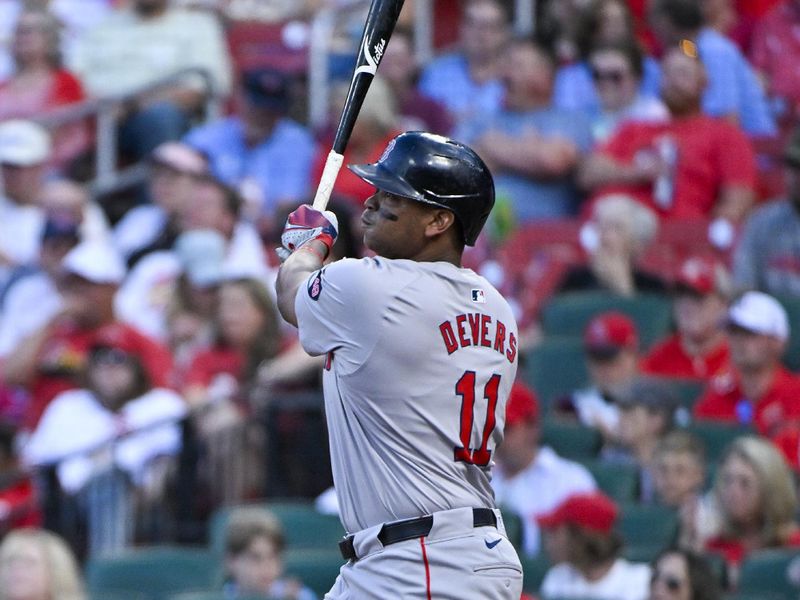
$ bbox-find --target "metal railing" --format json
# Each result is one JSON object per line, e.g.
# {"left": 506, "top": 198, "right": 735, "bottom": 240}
{"left": 27, "top": 388, "right": 328, "bottom": 558}
{"left": 33, "top": 67, "right": 221, "bottom": 196}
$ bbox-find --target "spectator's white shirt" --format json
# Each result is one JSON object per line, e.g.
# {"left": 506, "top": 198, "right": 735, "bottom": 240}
{"left": 541, "top": 558, "right": 651, "bottom": 600}
{"left": 571, "top": 386, "right": 620, "bottom": 434}
{"left": 0, "top": 195, "right": 43, "bottom": 267}
{"left": 113, "top": 204, "right": 167, "bottom": 259}
{"left": 492, "top": 446, "right": 597, "bottom": 556}
{"left": 69, "top": 6, "right": 232, "bottom": 97}
{"left": 23, "top": 387, "right": 186, "bottom": 493}
{"left": 0, "top": 271, "right": 61, "bottom": 358}
{"left": 115, "top": 221, "right": 270, "bottom": 340}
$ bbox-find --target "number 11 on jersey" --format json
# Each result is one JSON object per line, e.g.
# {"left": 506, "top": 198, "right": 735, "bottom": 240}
{"left": 454, "top": 371, "right": 501, "bottom": 467}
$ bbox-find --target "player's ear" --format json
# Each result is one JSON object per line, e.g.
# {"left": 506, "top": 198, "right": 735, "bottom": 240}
{"left": 424, "top": 209, "right": 456, "bottom": 240}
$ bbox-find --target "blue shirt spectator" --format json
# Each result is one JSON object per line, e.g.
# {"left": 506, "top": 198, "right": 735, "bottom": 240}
{"left": 461, "top": 38, "right": 594, "bottom": 223}
{"left": 648, "top": 0, "right": 776, "bottom": 137}
{"left": 419, "top": 53, "right": 505, "bottom": 135}
{"left": 184, "top": 68, "right": 316, "bottom": 218}
{"left": 695, "top": 28, "right": 775, "bottom": 137}
{"left": 553, "top": 56, "right": 661, "bottom": 114}
{"left": 185, "top": 117, "right": 315, "bottom": 216}
{"left": 417, "top": 0, "right": 510, "bottom": 134}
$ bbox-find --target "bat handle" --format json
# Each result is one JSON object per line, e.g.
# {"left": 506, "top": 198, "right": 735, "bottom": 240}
{"left": 312, "top": 150, "right": 345, "bottom": 211}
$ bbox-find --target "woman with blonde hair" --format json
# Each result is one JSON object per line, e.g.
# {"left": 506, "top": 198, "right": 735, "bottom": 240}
{"left": 703, "top": 436, "right": 800, "bottom": 583}
{"left": 0, "top": 529, "right": 86, "bottom": 600}
{"left": 558, "top": 193, "right": 667, "bottom": 297}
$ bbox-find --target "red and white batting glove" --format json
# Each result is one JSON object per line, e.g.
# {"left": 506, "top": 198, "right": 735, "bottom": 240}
{"left": 278, "top": 204, "right": 339, "bottom": 262}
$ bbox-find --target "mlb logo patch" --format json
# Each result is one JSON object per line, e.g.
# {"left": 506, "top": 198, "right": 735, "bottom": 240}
{"left": 471, "top": 289, "right": 486, "bottom": 303}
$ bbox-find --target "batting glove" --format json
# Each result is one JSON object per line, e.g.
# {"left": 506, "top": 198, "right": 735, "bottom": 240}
{"left": 279, "top": 204, "right": 339, "bottom": 260}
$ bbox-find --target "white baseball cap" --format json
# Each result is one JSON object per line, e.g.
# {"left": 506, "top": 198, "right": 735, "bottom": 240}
{"left": 0, "top": 120, "right": 51, "bottom": 166}
{"left": 727, "top": 291, "right": 789, "bottom": 340}
{"left": 175, "top": 229, "right": 225, "bottom": 287}
{"left": 62, "top": 240, "right": 126, "bottom": 285}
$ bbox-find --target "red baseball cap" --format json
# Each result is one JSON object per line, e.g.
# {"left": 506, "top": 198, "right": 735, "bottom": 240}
{"left": 537, "top": 492, "right": 618, "bottom": 534}
{"left": 505, "top": 382, "right": 539, "bottom": 428}
{"left": 674, "top": 256, "right": 730, "bottom": 297}
{"left": 584, "top": 312, "right": 638, "bottom": 355}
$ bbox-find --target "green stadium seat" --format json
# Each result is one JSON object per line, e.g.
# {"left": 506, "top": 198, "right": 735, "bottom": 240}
{"left": 520, "top": 554, "right": 551, "bottom": 594}
{"left": 499, "top": 507, "right": 523, "bottom": 551}
{"left": 775, "top": 295, "right": 800, "bottom": 371}
{"left": 540, "top": 292, "right": 673, "bottom": 351}
{"left": 736, "top": 548, "right": 800, "bottom": 599}
{"left": 283, "top": 548, "right": 344, "bottom": 597}
{"left": 583, "top": 461, "right": 639, "bottom": 503}
{"left": 169, "top": 594, "right": 274, "bottom": 600}
{"left": 685, "top": 421, "right": 751, "bottom": 463}
{"left": 91, "top": 593, "right": 149, "bottom": 600}
{"left": 523, "top": 337, "right": 588, "bottom": 405}
{"left": 654, "top": 377, "right": 704, "bottom": 411}
{"left": 86, "top": 547, "right": 220, "bottom": 600}
{"left": 540, "top": 419, "right": 602, "bottom": 460}
{"left": 208, "top": 501, "right": 345, "bottom": 557}
{"left": 618, "top": 504, "right": 678, "bottom": 555}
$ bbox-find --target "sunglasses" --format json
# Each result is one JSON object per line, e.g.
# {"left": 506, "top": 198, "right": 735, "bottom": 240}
{"left": 90, "top": 347, "right": 132, "bottom": 366}
{"left": 591, "top": 67, "right": 627, "bottom": 84}
{"left": 651, "top": 571, "right": 684, "bottom": 592}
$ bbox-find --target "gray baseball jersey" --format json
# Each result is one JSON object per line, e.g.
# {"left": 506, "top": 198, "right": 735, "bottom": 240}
{"left": 295, "top": 257, "right": 519, "bottom": 534}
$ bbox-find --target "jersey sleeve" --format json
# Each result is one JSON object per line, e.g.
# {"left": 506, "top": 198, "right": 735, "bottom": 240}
{"left": 294, "top": 258, "right": 384, "bottom": 360}
{"left": 716, "top": 123, "right": 757, "bottom": 188}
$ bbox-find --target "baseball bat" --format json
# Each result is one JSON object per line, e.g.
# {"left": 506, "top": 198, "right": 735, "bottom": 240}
{"left": 312, "top": 0, "right": 406, "bottom": 211}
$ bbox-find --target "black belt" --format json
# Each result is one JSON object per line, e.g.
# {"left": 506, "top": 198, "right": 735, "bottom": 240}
{"left": 339, "top": 508, "right": 497, "bottom": 561}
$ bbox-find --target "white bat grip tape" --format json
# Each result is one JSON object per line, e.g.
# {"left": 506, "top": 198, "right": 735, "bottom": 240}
{"left": 312, "top": 151, "right": 345, "bottom": 211}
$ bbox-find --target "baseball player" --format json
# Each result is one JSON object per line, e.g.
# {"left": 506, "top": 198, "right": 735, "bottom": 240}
{"left": 276, "top": 131, "right": 523, "bottom": 599}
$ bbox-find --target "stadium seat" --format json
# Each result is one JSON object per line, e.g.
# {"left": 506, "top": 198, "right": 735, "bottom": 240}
{"left": 208, "top": 501, "right": 345, "bottom": 557}
{"left": 522, "top": 337, "right": 588, "bottom": 406}
{"left": 583, "top": 461, "right": 639, "bottom": 503}
{"left": 617, "top": 504, "right": 678, "bottom": 557}
{"left": 169, "top": 594, "right": 270, "bottom": 600}
{"left": 520, "top": 554, "right": 551, "bottom": 594}
{"left": 283, "top": 548, "right": 344, "bottom": 597}
{"left": 540, "top": 419, "right": 602, "bottom": 460}
{"left": 86, "top": 547, "right": 220, "bottom": 600}
{"left": 735, "top": 548, "right": 800, "bottom": 599}
{"left": 684, "top": 422, "right": 751, "bottom": 464}
{"left": 91, "top": 592, "right": 149, "bottom": 600}
{"left": 775, "top": 295, "right": 800, "bottom": 371}
{"left": 656, "top": 377, "right": 704, "bottom": 411}
{"left": 540, "top": 292, "right": 673, "bottom": 351}
{"left": 500, "top": 507, "right": 523, "bottom": 551}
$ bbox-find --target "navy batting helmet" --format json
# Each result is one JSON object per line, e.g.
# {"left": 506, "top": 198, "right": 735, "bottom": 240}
{"left": 348, "top": 131, "right": 495, "bottom": 246}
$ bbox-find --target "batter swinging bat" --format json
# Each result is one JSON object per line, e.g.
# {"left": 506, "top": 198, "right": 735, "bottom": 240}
{"left": 311, "top": 0, "right": 406, "bottom": 211}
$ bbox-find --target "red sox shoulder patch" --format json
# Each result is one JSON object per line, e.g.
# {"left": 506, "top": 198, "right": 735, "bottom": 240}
{"left": 308, "top": 268, "right": 325, "bottom": 300}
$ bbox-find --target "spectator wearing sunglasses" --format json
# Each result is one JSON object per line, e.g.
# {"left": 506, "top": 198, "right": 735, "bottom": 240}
{"left": 649, "top": 548, "right": 721, "bottom": 600}
{"left": 588, "top": 40, "right": 668, "bottom": 143}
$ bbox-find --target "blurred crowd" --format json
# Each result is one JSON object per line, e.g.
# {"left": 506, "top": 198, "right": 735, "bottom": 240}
{"left": 0, "top": 0, "right": 799, "bottom": 598}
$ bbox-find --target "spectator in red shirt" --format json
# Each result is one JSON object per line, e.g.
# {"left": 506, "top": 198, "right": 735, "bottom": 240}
{"left": 184, "top": 277, "right": 281, "bottom": 424}
{"left": 1, "top": 240, "right": 173, "bottom": 431}
{"left": 641, "top": 255, "right": 732, "bottom": 381}
{"left": 0, "top": 8, "right": 89, "bottom": 172}
{"left": 693, "top": 291, "right": 800, "bottom": 437}
{"left": 578, "top": 44, "right": 756, "bottom": 226}
{"left": 701, "top": 436, "right": 800, "bottom": 583}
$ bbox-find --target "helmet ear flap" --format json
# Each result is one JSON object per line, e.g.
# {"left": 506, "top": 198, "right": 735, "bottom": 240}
{"left": 348, "top": 132, "right": 495, "bottom": 246}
